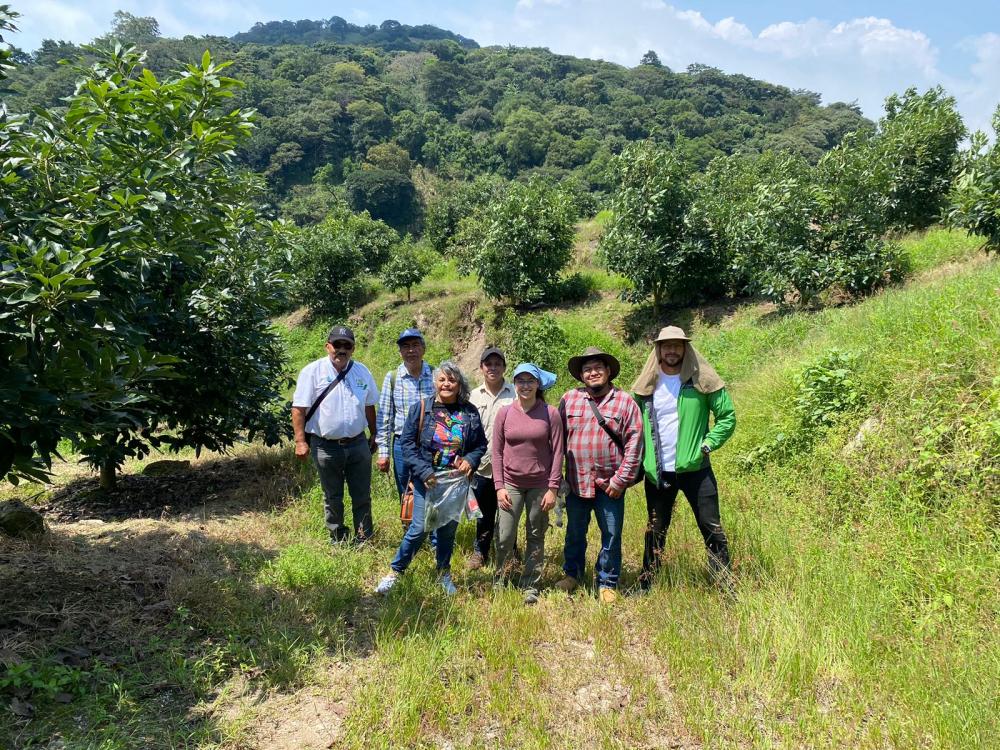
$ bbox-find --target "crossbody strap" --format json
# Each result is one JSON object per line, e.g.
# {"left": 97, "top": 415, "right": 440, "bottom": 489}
{"left": 586, "top": 396, "right": 625, "bottom": 452}
{"left": 304, "top": 360, "right": 353, "bottom": 425}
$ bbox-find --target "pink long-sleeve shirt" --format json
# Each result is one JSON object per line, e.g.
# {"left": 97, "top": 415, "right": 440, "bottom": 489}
{"left": 492, "top": 400, "right": 564, "bottom": 490}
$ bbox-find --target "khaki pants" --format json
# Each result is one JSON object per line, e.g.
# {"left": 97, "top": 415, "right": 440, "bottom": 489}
{"left": 495, "top": 486, "right": 549, "bottom": 592}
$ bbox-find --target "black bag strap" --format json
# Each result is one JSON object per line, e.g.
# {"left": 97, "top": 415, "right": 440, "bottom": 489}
{"left": 305, "top": 360, "right": 353, "bottom": 425}
{"left": 587, "top": 395, "right": 625, "bottom": 451}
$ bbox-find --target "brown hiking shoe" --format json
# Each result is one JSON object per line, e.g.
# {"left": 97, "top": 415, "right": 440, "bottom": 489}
{"left": 599, "top": 587, "right": 618, "bottom": 604}
{"left": 467, "top": 551, "right": 485, "bottom": 571}
{"left": 554, "top": 576, "right": 578, "bottom": 593}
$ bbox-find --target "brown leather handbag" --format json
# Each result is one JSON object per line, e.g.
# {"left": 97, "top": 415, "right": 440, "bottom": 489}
{"left": 399, "top": 397, "right": 427, "bottom": 527}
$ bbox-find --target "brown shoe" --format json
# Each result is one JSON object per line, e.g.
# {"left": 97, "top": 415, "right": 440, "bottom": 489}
{"left": 467, "top": 551, "right": 485, "bottom": 571}
{"left": 554, "top": 576, "right": 578, "bottom": 593}
{"left": 599, "top": 587, "right": 618, "bottom": 604}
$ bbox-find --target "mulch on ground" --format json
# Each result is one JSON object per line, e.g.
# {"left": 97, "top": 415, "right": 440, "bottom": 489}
{"left": 37, "top": 455, "right": 299, "bottom": 523}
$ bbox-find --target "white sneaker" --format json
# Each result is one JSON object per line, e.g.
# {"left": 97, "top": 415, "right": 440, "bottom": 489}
{"left": 375, "top": 572, "right": 399, "bottom": 595}
{"left": 439, "top": 572, "right": 457, "bottom": 596}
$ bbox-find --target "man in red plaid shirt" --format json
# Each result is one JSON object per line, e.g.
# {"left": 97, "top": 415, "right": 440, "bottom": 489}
{"left": 555, "top": 347, "right": 644, "bottom": 603}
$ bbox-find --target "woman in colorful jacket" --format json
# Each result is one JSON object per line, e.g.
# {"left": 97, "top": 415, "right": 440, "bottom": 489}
{"left": 376, "top": 361, "right": 487, "bottom": 596}
{"left": 631, "top": 326, "right": 736, "bottom": 589}
{"left": 492, "top": 363, "right": 564, "bottom": 605}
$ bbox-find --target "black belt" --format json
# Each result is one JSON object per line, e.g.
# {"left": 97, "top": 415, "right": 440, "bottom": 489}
{"left": 310, "top": 433, "right": 366, "bottom": 446}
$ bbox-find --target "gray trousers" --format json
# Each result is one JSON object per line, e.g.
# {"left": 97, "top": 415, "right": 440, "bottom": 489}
{"left": 495, "top": 486, "right": 549, "bottom": 591}
{"left": 309, "top": 434, "right": 373, "bottom": 540}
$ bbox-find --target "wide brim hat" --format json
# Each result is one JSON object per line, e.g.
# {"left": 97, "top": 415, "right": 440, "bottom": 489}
{"left": 654, "top": 325, "right": 691, "bottom": 343}
{"left": 567, "top": 347, "right": 621, "bottom": 382}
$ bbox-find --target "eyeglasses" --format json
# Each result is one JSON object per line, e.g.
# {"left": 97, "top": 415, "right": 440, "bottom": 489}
{"left": 330, "top": 340, "right": 354, "bottom": 350}
{"left": 514, "top": 379, "right": 537, "bottom": 387}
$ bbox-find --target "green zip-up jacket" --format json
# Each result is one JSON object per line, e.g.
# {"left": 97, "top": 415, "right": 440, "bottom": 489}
{"left": 634, "top": 382, "right": 736, "bottom": 482}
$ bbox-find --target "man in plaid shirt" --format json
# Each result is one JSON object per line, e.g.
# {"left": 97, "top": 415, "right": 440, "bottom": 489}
{"left": 556, "top": 347, "right": 644, "bottom": 603}
{"left": 376, "top": 328, "right": 436, "bottom": 500}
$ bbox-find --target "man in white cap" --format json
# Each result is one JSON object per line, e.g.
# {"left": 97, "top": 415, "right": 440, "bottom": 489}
{"left": 292, "top": 325, "right": 379, "bottom": 544}
{"left": 631, "top": 326, "right": 736, "bottom": 588}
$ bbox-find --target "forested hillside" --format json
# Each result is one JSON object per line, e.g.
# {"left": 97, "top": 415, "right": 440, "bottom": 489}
{"left": 5, "top": 12, "right": 869, "bottom": 215}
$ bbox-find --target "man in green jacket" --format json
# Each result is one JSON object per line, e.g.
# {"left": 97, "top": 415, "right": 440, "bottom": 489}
{"left": 631, "top": 326, "right": 736, "bottom": 589}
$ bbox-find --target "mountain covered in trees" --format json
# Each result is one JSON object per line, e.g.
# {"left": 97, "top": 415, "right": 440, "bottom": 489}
{"left": 6, "top": 12, "right": 870, "bottom": 221}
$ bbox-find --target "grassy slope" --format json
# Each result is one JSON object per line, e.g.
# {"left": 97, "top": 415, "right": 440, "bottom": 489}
{"left": 271, "top": 226, "right": 998, "bottom": 749}
{"left": 2, "top": 228, "right": 996, "bottom": 749}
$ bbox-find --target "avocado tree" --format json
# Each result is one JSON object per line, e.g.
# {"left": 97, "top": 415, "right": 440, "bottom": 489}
{"left": 379, "top": 240, "right": 433, "bottom": 301}
{"left": 1, "top": 41, "right": 289, "bottom": 487}
{"left": 600, "top": 141, "right": 720, "bottom": 315}
{"left": 472, "top": 178, "right": 575, "bottom": 305}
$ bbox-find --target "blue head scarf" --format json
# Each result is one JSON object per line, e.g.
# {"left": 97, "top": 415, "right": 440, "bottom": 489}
{"left": 511, "top": 363, "right": 557, "bottom": 391}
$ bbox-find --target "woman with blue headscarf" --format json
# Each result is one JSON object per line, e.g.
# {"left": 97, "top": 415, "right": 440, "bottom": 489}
{"left": 491, "top": 363, "right": 564, "bottom": 604}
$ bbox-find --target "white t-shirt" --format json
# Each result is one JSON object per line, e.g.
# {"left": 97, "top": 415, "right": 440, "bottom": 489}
{"left": 653, "top": 372, "right": 682, "bottom": 472}
{"left": 293, "top": 357, "right": 379, "bottom": 439}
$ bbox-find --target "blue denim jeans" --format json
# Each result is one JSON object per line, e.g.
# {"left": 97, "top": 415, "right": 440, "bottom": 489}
{"left": 391, "top": 436, "right": 410, "bottom": 497}
{"left": 390, "top": 477, "right": 457, "bottom": 574}
{"left": 562, "top": 490, "right": 624, "bottom": 589}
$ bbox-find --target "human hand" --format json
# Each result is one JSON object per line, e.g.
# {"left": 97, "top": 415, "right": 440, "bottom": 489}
{"left": 425, "top": 474, "right": 438, "bottom": 488}
{"left": 600, "top": 478, "right": 623, "bottom": 499}
{"left": 369, "top": 436, "right": 378, "bottom": 454}
{"left": 377, "top": 457, "right": 390, "bottom": 473}
{"left": 294, "top": 440, "right": 310, "bottom": 461}
{"left": 541, "top": 489, "right": 557, "bottom": 512}
{"left": 455, "top": 457, "right": 474, "bottom": 478}
{"left": 497, "top": 488, "right": 512, "bottom": 511}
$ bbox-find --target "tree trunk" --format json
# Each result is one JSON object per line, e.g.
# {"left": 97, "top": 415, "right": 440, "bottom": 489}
{"left": 99, "top": 460, "right": 116, "bottom": 490}
{"left": 406, "top": 286, "right": 411, "bottom": 302}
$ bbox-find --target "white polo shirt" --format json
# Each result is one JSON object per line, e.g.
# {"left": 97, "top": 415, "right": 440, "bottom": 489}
{"left": 293, "top": 357, "right": 379, "bottom": 440}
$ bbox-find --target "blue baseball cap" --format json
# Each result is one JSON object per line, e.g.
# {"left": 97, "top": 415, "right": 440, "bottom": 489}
{"left": 511, "top": 363, "right": 557, "bottom": 391}
{"left": 397, "top": 327, "right": 424, "bottom": 344}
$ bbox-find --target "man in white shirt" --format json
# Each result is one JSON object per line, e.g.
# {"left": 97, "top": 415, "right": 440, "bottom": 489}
{"left": 467, "top": 346, "right": 515, "bottom": 569}
{"left": 292, "top": 325, "right": 379, "bottom": 544}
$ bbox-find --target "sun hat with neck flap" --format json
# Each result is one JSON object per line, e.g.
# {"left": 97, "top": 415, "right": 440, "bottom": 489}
{"left": 632, "top": 326, "right": 725, "bottom": 396}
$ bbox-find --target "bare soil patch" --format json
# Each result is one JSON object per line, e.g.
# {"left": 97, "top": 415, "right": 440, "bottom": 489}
{"left": 37, "top": 453, "right": 301, "bottom": 523}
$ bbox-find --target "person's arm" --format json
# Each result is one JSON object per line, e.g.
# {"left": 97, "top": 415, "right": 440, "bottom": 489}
{"left": 703, "top": 388, "right": 736, "bottom": 452}
{"left": 376, "top": 371, "right": 393, "bottom": 470}
{"left": 492, "top": 407, "right": 508, "bottom": 491}
{"left": 400, "top": 400, "right": 433, "bottom": 482}
{"left": 291, "top": 366, "right": 314, "bottom": 461}
{"left": 292, "top": 407, "right": 309, "bottom": 461}
{"left": 365, "top": 405, "right": 377, "bottom": 453}
{"left": 609, "top": 396, "right": 644, "bottom": 495}
{"left": 546, "top": 405, "right": 565, "bottom": 490}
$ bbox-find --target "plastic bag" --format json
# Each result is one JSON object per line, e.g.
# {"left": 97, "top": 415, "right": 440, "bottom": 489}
{"left": 423, "top": 470, "right": 472, "bottom": 532}
{"left": 464, "top": 485, "right": 483, "bottom": 521}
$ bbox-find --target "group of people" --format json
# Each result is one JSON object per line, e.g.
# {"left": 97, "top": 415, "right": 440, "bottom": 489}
{"left": 291, "top": 324, "right": 736, "bottom": 603}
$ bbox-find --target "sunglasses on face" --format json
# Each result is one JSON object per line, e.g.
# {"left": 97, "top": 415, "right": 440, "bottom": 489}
{"left": 330, "top": 340, "right": 354, "bottom": 351}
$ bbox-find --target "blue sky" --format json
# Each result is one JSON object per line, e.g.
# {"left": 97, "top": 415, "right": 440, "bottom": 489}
{"left": 10, "top": 1, "right": 1000, "bottom": 132}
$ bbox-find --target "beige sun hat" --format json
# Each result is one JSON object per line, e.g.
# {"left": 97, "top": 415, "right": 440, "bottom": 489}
{"left": 654, "top": 325, "right": 691, "bottom": 342}
{"left": 632, "top": 327, "right": 725, "bottom": 396}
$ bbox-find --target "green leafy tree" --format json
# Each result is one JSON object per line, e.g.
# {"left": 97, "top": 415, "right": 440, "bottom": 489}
{"left": 877, "top": 87, "right": 966, "bottom": 229}
{"left": 948, "top": 105, "right": 1000, "bottom": 253}
{"left": 364, "top": 142, "right": 413, "bottom": 173}
{"left": 287, "top": 218, "right": 368, "bottom": 316}
{"left": 472, "top": 178, "right": 575, "bottom": 304}
{"left": 600, "top": 141, "right": 720, "bottom": 315}
{"left": 379, "top": 240, "right": 433, "bottom": 300}
{"left": 1, "top": 44, "right": 288, "bottom": 487}
{"left": 344, "top": 168, "right": 420, "bottom": 231}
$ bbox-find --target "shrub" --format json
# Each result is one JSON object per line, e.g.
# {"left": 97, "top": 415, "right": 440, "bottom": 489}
{"left": 499, "top": 310, "right": 569, "bottom": 374}
{"left": 379, "top": 240, "right": 434, "bottom": 300}
{"left": 600, "top": 141, "right": 722, "bottom": 314}
{"left": 473, "top": 178, "right": 575, "bottom": 304}
{"left": 948, "top": 105, "right": 1000, "bottom": 253}
{"left": 288, "top": 221, "right": 368, "bottom": 316}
